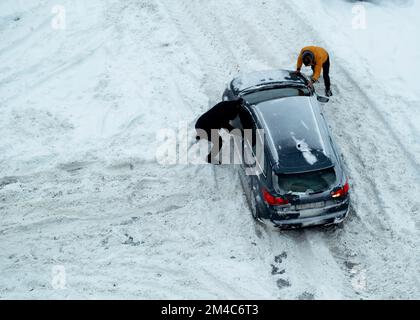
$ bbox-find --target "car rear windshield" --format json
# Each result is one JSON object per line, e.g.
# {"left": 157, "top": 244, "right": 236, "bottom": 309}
{"left": 276, "top": 167, "right": 336, "bottom": 194}
{"left": 243, "top": 87, "right": 310, "bottom": 104}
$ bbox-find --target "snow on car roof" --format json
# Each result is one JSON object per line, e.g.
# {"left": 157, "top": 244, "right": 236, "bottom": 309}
{"left": 231, "top": 69, "right": 306, "bottom": 94}
{"left": 253, "top": 96, "right": 335, "bottom": 173}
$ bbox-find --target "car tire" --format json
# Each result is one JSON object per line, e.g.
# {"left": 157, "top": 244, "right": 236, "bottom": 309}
{"left": 250, "top": 180, "right": 264, "bottom": 221}
{"left": 250, "top": 192, "right": 259, "bottom": 220}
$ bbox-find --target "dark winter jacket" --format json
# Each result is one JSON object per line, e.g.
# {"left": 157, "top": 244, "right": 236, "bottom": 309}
{"left": 195, "top": 100, "right": 242, "bottom": 131}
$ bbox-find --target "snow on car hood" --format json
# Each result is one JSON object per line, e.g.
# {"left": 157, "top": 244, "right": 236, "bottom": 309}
{"left": 231, "top": 69, "right": 304, "bottom": 94}
{"left": 292, "top": 134, "right": 318, "bottom": 166}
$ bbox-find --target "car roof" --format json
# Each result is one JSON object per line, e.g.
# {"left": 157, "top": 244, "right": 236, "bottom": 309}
{"left": 251, "top": 96, "right": 336, "bottom": 174}
{"left": 231, "top": 69, "right": 307, "bottom": 94}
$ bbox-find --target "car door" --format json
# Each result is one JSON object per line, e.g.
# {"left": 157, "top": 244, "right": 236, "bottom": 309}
{"left": 238, "top": 107, "right": 265, "bottom": 203}
{"left": 232, "top": 104, "right": 268, "bottom": 216}
{"left": 229, "top": 105, "right": 252, "bottom": 200}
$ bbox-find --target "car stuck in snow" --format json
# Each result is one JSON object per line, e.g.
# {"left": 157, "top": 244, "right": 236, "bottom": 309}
{"left": 223, "top": 70, "right": 350, "bottom": 229}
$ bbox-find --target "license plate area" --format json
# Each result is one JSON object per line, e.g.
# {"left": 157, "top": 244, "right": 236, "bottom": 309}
{"left": 296, "top": 201, "right": 325, "bottom": 210}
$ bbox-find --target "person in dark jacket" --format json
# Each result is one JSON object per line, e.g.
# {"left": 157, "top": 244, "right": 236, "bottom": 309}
{"left": 195, "top": 98, "right": 243, "bottom": 164}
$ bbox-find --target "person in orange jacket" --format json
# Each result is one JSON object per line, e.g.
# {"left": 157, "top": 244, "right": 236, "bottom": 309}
{"left": 296, "top": 46, "right": 333, "bottom": 97}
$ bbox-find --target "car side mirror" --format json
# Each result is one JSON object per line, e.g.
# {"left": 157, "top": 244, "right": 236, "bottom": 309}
{"left": 317, "top": 95, "right": 330, "bottom": 103}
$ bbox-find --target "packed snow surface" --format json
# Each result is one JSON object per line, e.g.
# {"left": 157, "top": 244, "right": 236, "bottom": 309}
{"left": 0, "top": 0, "right": 419, "bottom": 299}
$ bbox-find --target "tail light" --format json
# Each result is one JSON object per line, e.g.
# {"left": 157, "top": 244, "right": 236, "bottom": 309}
{"left": 331, "top": 180, "right": 350, "bottom": 199}
{"left": 262, "top": 188, "right": 289, "bottom": 206}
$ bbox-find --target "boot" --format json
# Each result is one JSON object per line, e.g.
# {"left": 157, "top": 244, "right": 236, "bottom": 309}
{"left": 325, "top": 89, "right": 333, "bottom": 97}
{"left": 207, "top": 154, "right": 221, "bottom": 165}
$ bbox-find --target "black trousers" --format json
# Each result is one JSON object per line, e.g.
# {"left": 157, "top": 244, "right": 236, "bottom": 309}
{"left": 312, "top": 56, "right": 331, "bottom": 91}
{"left": 196, "top": 128, "right": 223, "bottom": 160}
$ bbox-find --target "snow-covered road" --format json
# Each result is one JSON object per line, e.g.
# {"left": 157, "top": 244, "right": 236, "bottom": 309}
{"left": 0, "top": 0, "right": 419, "bottom": 299}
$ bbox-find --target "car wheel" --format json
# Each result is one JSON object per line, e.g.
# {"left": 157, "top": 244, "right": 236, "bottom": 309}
{"left": 250, "top": 180, "right": 263, "bottom": 221}
{"left": 250, "top": 192, "right": 259, "bottom": 220}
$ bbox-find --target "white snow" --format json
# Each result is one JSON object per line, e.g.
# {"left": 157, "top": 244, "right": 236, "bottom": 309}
{"left": 292, "top": 135, "right": 318, "bottom": 166}
{"left": 232, "top": 69, "right": 292, "bottom": 92}
{"left": 301, "top": 120, "right": 310, "bottom": 131}
{"left": 0, "top": 0, "right": 419, "bottom": 299}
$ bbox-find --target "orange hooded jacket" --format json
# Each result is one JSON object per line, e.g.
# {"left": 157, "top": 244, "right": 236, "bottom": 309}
{"left": 297, "top": 46, "right": 329, "bottom": 81}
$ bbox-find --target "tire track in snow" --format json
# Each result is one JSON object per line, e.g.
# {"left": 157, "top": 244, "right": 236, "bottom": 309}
{"left": 338, "top": 67, "right": 420, "bottom": 174}
{"left": 158, "top": 0, "right": 239, "bottom": 103}
{"left": 0, "top": 16, "right": 51, "bottom": 58}
{"left": 156, "top": 0, "right": 227, "bottom": 191}
{"left": 1, "top": 42, "right": 106, "bottom": 107}
{"left": 157, "top": 0, "right": 247, "bottom": 194}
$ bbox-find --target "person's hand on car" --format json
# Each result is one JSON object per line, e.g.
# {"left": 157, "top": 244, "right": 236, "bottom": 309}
{"left": 307, "top": 80, "right": 314, "bottom": 88}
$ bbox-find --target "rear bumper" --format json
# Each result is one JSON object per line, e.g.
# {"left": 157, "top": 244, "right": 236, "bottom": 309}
{"left": 260, "top": 201, "right": 350, "bottom": 229}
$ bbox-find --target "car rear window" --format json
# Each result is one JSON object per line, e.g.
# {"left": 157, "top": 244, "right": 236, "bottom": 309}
{"left": 276, "top": 167, "right": 336, "bottom": 193}
{"left": 243, "top": 87, "right": 310, "bottom": 104}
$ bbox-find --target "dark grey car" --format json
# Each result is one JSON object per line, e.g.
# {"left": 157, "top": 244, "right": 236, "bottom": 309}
{"left": 223, "top": 69, "right": 350, "bottom": 229}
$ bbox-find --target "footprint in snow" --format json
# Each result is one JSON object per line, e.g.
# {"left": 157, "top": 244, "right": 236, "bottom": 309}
{"left": 271, "top": 264, "right": 285, "bottom": 275}
{"left": 123, "top": 234, "right": 142, "bottom": 247}
{"left": 276, "top": 278, "right": 291, "bottom": 289}
{"left": 274, "top": 251, "right": 288, "bottom": 264}
{"left": 298, "top": 292, "right": 315, "bottom": 300}
{"left": 272, "top": 252, "right": 290, "bottom": 289}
